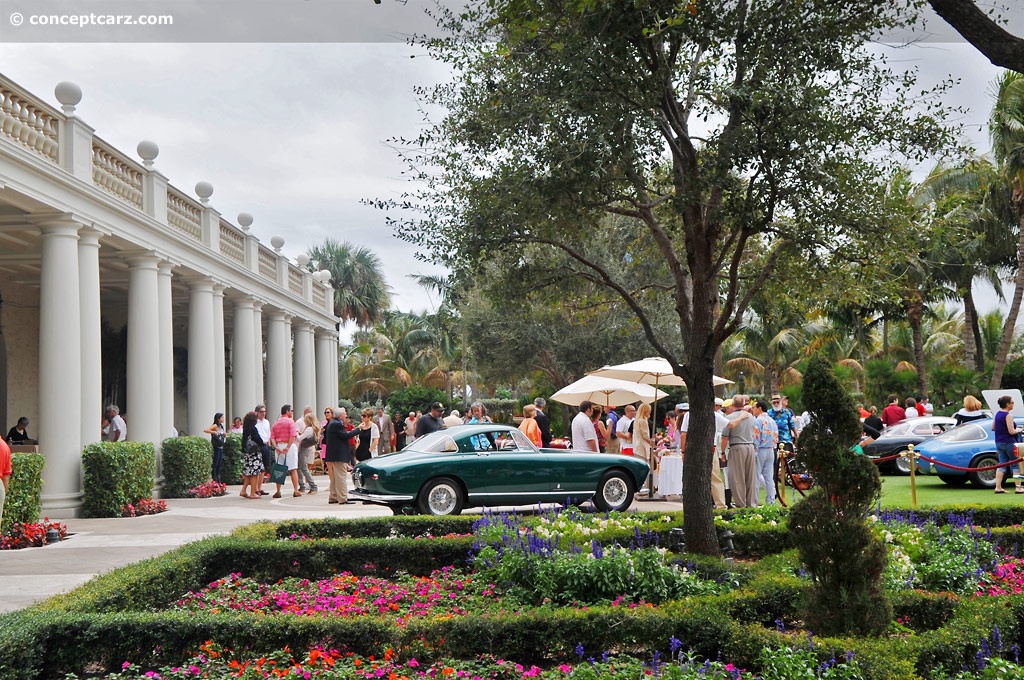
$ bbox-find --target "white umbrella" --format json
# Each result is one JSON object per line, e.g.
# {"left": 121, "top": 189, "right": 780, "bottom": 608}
{"left": 590, "top": 357, "right": 731, "bottom": 498}
{"left": 588, "top": 357, "right": 733, "bottom": 389}
{"left": 550, "top": 374, "right": 669, "bottom": 408}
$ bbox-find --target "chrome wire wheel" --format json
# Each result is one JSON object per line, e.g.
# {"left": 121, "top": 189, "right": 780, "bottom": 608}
{"left": 418, "top": 477, "right": 464, "bottom": 515}
{"left": 593, "top": 471, "right": 634, "bottom": 512}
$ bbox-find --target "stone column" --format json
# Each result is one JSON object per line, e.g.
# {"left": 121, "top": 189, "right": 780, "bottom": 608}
{"left": 231, "top": 297, "right": 257, "bottom": 419}
{"left": 187, "top": 278, "right": 216, "bottom": 437}
{"left": 157, "top": 261, "right": 176, "bottom": 451}
{"left": 127, "top": 254, "right": 163, "bottom": 450}
{"left": 212, "top": 284, "right": 227, "bottom": 416}
{"left": 315, "top": 329, "right": 335, "bottom": 411}
{"left": 292, "top": 320, "right": 315, "bottom": 411}
{"left": 265, "top": 310, "right": 291, "bottom": 412}
{"left": 253, "top": 302, "right": 264, "bottom": 405}
{"left": 38, "top": 219, "right": 83, "bottom": 515}
{"left": 332, "top": 332, "right": 340, "bottom": 409}
{"left": 78, "top": 227, "right": 103, "bottom": 449}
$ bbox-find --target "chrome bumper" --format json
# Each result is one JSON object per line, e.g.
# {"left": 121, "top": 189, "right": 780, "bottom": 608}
{"left": 348, "top": 490, "right": 415, "bottom": 503}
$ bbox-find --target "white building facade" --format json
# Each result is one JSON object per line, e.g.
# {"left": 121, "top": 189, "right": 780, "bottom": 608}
{"left": 0, "top": 74, "right": 340, "bottom": 516}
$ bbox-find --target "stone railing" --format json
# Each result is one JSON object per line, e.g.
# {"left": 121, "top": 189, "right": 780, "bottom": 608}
{"left": 257, "top": 246, "right": 277, "bottom": 281}
{"left": 0, "top": 81, "right": 60, "bottom": 163}
{"left": 219, "top": 220, "right": 245, "bottom": 265}
{"left": 166, "top": 187, "right": 203, "bottom": 241}
{"left": 92, "top": 137, "right": 144, "bottom": 209}
{"left": 288, "top": 267, "right": 303, "bottom": 295}
{"left": 0, "top": 73, "right": 335, "bottom": 317}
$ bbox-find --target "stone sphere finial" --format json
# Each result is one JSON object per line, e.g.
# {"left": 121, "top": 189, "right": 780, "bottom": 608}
{"left": 237, "top": 212, "right": 253, "bottom": 231}
{"left": 137, "top": 140, "right": 159, "bottom": 168}
{"left": 54, "top": 81, "right": 83, "bottom": 114}
{"left": 296, "top": 253, "right": 310, "bottom": 267}
{"left": 316, "top": 270, "right": 332, "bottom": 283}
{"left": 270, "top": 235, "right": 285, "bottom": 252}
{"left": 195, "top": 181, "right": 214, "bottom": 204}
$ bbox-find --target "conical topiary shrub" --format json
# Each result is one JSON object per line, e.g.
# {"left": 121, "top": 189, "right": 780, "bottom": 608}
{"left": 788, "top": 354, "right": 890, "bottom": 636}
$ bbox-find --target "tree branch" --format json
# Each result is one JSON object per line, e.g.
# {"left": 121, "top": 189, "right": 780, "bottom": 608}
{"left": 929, "top": 0, "right": 1024, "bottom": 73}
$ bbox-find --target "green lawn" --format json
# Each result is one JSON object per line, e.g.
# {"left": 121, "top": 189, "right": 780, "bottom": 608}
{"left": 875, "top": 471, "right": 1024, "bottom": 508}
{"left": 765, "top": 471, "right": 1024, "bottom": 509}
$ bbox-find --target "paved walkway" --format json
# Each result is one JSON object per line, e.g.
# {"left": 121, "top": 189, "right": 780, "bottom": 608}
{"left": 0, "top": 482, "right": 683, "bottom": 613}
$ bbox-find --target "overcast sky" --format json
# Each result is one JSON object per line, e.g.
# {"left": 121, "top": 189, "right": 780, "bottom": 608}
{"left": 0, "top": 11, "right": 1014, "bottom": 320}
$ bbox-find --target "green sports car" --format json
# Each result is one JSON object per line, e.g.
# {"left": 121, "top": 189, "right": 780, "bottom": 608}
{"left": 350, "top": 424, "right": 651, "bottom": 515}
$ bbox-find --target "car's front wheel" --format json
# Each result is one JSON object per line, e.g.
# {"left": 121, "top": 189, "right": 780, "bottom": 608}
{"left": 592, "top": 471, "right": 634, "bottom": 512}
{"left": 893, "top": 449, "right": 913, "bottom": 475}
{"left": 418, "top": 477, "right": 464, "bottom": 515}
{"left": 968, "top": 453, "right": 1000, "bottom": 489}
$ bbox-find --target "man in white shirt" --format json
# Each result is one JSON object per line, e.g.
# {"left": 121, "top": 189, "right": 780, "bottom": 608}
{"left": 443, "top": 409, "right": 464, "bottom": 428}
{"left": 104, "top": 405, "right": 127, "bottom": 442}
{"left": 255, "top": 404, "right": 272, "bottom": 495}
{"left": 571, "top": 400, "right": 599, "bottom": 452}
{"left": 616, "top": 404, "right": 636, "bottom": 455}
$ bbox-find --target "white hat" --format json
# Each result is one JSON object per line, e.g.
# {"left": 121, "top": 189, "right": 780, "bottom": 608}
{"left": 714, "top": 397, "right": 724, "bottom": 406}
{"left": 678, "top": 403, "right": 690, "bottom": 411}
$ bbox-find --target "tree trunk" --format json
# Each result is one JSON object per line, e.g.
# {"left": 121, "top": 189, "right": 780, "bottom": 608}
{"left": 962, "top": 288, "right": 977, "bottom": 372}
{"left": 679, "top": 372, "right": 721, "bottom": 557}
{"left": 972, "top": 298, "right": 986, "bottom": 372}
{"left": 763, "top": 365, "right": 777, "bottom": 399}
{"left": 990, "top": 209, "right": 1024, "bottom": 390}
{"left": 908, "top": 291, "right": 928, "bottom": 397}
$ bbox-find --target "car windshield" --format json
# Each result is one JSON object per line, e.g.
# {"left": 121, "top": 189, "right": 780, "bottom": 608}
{"left": 934, "top": 423, "right": 988, "bottom": 443}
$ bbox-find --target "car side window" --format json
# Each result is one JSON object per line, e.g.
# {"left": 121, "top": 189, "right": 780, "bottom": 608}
{"left": 466, "top": 433, "right": 495, "bottom": 452}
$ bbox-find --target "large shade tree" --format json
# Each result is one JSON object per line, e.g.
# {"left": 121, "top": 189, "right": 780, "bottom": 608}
{"left": 384, "top": 0, "right": 954, "bottom": 555}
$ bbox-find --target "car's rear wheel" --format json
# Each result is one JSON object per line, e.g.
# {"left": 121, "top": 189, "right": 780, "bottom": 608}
{"left": 938, "top": 474, "right": 969, "bottom": 487}
{"left": 418, "top": 477, "right": 464, "bottom": 515}
{"left": 592, "top": 471, "right": 634, "bottom": 512}
{"left": 968, "top": 453, "right": 1000, "bottom": 489}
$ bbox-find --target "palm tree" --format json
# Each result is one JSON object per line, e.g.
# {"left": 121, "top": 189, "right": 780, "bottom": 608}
{"left": 307, "top": 239, "right": 392, "bottom": 327}
{"left": 989, "top": 71, "right": 1024, "bottom": 389}
{"left": 725, "top": 312, "right": 821, "bottom": 397}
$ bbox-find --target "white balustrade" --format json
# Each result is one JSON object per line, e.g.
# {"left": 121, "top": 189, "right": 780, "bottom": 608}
{"left": 166, "top": 187, "right": 203, "bottom": 241}
{"left": 219, "top": 220, "right": 245, "bottom": 264}
{"left": 92, "top": 138, "right": 143, "bottom": 208}
{"left": 0, "top": 82, "right": 60, "bottom": 162}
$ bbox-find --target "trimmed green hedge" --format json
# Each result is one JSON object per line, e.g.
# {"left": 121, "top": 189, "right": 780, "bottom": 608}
{"left": 81, "top": 442, "right": 155, "bottom": 518}
{"left": 1, "top": 453, "right": 43, "bottom": 533}
{"left": 221, "top": 433, "right": 244, "bottom": 486}
{"left": 160, "top": 437, "right": 213, "bottom": 498}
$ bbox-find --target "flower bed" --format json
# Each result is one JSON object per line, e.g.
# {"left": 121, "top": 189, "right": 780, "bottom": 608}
{"left": 187, "top": 481, "right": 227, "bottom": 498}
{"left": 13, "top": 505, "right": 1024, "bottom": 679}
{"left": 173, "top": 567, "right": 514, "bottom": 624}
{"left": 88, "top": 641, "right": 870, "bottom": 679}
{"left": 121, "top": 498, "right": 167, "bottom": 517}
{"left": 0, "top": 518, "right": 66, "bottom": 550}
